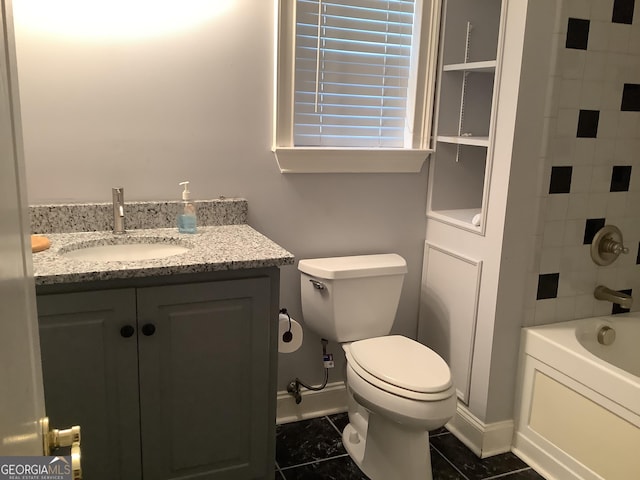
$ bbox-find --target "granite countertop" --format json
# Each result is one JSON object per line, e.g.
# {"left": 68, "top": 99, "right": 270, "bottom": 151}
{"left": 32, "top": 225, "right": 295, "bottom": 285}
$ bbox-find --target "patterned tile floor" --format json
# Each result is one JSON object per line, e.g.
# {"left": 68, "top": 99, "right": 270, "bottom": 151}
{"left": 275, "top": 414, "right": 545, "bottom": 479}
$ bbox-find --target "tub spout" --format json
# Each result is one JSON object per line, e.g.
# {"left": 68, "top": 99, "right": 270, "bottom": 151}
{"left": 594, "top": 285, "right": 633, "bottom": 309}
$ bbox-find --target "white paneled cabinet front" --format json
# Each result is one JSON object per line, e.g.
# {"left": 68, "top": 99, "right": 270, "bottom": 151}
{"left": 37, "top": 276, "right": 275, "bottom": 480}
{"left": 418, "top": 243, "right": 481, "bottom": 404}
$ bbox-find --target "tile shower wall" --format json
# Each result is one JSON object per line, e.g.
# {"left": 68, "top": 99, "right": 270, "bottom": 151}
{"left": 526, "top": 0, "right": 640, "bottom": 326}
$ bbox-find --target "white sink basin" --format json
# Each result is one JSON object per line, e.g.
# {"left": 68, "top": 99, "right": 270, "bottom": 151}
{"left": 62, "top": 242, "right": 189, "bottom": 262}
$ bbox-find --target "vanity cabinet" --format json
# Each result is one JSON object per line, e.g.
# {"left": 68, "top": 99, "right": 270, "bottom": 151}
{"left": 38, "top": 289, "right": 140, "bottom": 479}
{"left": 37, "top": 272, "right": 277, "bottom": 480}
{"left": 427, "top": 0, "right": 504, "bottom": 232}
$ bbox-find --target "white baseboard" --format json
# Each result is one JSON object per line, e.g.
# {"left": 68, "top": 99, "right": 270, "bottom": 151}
{"left": 445, "top": 402, "right": 514, "bottom": 458}
{"left": 512, "top": 432, "right": 579, "bottom": 480}
{"left": 276, "top": 381, "right": 348, "bottom": 425}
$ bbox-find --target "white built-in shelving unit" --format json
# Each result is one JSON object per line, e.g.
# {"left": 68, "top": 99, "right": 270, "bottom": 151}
{"left": 420, "top": 0, "right": 556, "bottom": 448}
{"left": 427, "top": 0, "right": 504, "bottom": 233}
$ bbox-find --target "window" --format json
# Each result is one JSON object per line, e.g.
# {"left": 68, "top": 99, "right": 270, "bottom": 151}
{"left": 274, "top": 0, "right": 440, "bottom": 173}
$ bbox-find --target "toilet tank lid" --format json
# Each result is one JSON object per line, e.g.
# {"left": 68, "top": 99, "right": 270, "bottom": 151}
{"left": 298, "top": 254, "right": 407, "bottom": 279}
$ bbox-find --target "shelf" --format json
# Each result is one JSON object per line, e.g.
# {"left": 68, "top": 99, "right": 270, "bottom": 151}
{"left": 437, "top": 135, "right": 490, "bottom": 147}
{"left": 436, "top": 71, "right": 494, "bottom": 139}
{"left": 428, "top": 208, "right": 482, "bottom": 230}
{"left": 443, "top": 60, "right": 497, "bottom": 72}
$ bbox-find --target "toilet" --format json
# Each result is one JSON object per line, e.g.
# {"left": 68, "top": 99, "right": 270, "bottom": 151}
{"left": 298, "top": 253, "right": 456, "bottom": 480}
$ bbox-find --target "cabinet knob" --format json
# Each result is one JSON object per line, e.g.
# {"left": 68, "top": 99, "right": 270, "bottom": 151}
{"left": 120, "top": 325, "right": 135, "bottom": 338}
{"left": 141, "top": 323, "right": 156, "bottom": 336}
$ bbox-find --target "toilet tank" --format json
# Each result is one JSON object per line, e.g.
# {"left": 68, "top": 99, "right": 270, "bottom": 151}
{"left": 298, "top": 254, "right": 407, "bottom": 343}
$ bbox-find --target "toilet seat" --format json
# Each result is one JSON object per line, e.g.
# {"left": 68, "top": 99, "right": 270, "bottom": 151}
{"left": 345, "top": 335, "right": 454, "bottom": 402}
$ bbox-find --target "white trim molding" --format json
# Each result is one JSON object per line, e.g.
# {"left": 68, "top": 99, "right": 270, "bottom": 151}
{"left": 276, "top": 381, "right": 348, "bottom": 425}
{"left": 273, "top": 148, "right": 431, "bottom": 174}
{"left": 446, "top": 401, "right": 514, "bottom": 458}
{"left": 272, "top": 0, "right": 441, "bottom": 174}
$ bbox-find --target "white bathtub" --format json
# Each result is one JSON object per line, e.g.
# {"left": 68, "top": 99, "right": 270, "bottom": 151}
{"left": 512, "top": 313, "right": 640, "bottom": 480}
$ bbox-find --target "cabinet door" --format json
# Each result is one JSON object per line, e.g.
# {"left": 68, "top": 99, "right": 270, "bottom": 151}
{"left": 137, "top": 277, "right": 274, "bottom": 480}
{"left": 37, "top": 289, "right": 142, "bottom": 480}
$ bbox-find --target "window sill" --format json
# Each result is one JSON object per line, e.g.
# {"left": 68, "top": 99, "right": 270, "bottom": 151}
{"left": 273, "top": 148, "right": 432, "bottom": 174}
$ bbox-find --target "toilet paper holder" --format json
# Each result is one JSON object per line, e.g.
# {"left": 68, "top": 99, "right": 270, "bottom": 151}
{"left": 278, "top": 308, "right": 303, "bottom": 353}
{"left": 280, "top": 308, "right": 293, "bottom": 343}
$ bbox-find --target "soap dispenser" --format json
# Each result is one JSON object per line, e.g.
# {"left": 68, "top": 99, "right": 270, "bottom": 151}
{"left": 178, "top": 181, "right": 197, "bottom": 233}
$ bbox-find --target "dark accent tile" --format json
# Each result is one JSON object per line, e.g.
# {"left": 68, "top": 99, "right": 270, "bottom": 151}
{"left": 431, "top": 433, "right": 528, "bottom": 480}
{"left": 566, "top": 18, "right": 590, "bottom": 49}
{"left": 621, "top": 83, "right": 640, "bottom": 111}
{"left": 327, "top": 412, "right": 349, "bottom": 434}
{"left": 577, "top": 109, "right": 600, "bottom": 137}
{"left": 612, "top": 0, "right": 635, "bottom": 24}
{"left": 537, "top": 273, "right": 560, "bottom": 300}
{"left": 430, "top": 445, "right": 466, "bottom": 479}
{"left": 276, "top": 417, "right": 346, "bottom": 468}
{"left": 549, "top": 166, "right": 573, "bottom": 194}
{"left": 612, "top": 289, "right": 632, "bottom": 315}
{"left": 500, "top": 468, "right": 547, "bottom": 479}
{"left": 610, "top": 165, "right": 632, "bottom": 192}
{"left": 276, "top": 418, "right": 544, "bottom": 479}
{"left": 584, "top": 218, "right": 606, "bottom": 244}
{"left": 281, "top": 455, "right": 370, "bottom": 480}
{"left": 636, "top": 241, "right": 640, "bottom": 264}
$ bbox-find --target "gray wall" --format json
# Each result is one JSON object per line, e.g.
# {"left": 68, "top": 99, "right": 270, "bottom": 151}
{"left": 14, "top": 0, "right": 429, "bottom": 389}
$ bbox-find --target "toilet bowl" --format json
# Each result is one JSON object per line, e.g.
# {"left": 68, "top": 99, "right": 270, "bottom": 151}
{"left": 341, "top": 335, "right": 456, "bottom": 480}
{"left": 298, "top": 254, "right": 456, "bottom": 480}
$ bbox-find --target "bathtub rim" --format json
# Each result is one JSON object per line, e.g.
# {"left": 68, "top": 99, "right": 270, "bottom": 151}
{"left": 513, "top": 315, "right": 640, "bottom": 480}
{"left": 521, "top": 314, "right": 640, "bottom": 417}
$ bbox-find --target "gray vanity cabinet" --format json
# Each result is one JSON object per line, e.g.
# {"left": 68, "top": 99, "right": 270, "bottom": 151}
{"left": 37, "top": 274, "right": 277, "bottom": 480}
{"left": 38, "top": 288, "right": 142, "bottom": 480}
{"left": 136, "top": 278, "right": 273, "bottom": 480}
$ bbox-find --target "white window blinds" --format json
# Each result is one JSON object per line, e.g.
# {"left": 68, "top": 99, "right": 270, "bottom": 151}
{"left": 294, "top": 0, "right": 417, "bottom": 148}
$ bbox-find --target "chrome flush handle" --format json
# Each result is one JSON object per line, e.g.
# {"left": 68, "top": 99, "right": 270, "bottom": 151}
{"left": 309, "top": 279, "right": 326, "bottom": 290}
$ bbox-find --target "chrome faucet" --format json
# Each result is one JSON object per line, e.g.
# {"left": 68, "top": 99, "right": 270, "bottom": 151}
{"left": 594, "top": 285, "right": 633, "bottom": 309}
{"left": 112, "top": 187, "right": 126, "bottom": 234}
